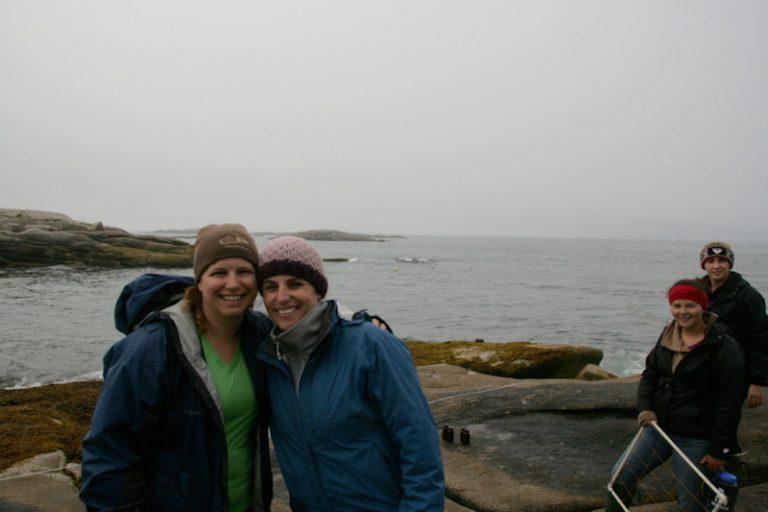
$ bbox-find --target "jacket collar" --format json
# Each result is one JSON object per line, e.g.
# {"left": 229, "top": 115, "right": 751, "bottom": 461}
{"left": 270, "top": 301, "right": 331, "bottom": 359}
{"left": 705, "top": 270, "right": 746, "bottom": 297}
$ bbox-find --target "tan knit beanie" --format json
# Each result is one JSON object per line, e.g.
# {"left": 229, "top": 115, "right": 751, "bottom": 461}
{"left": 193, "top": 224, "right": 259, "bottom": 281}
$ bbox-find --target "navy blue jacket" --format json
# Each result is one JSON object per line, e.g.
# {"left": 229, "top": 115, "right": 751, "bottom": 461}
{"left": 80, "top": 274, "right": 274, "bottom": 511}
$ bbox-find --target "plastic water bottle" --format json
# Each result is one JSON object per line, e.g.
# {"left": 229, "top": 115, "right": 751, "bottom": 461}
{"left": 710, "top": 471, "right": 738, "bottom": 511}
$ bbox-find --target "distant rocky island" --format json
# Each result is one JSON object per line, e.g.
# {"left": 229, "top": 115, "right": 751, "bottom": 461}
{"left": 149, "top": 227, "right": 401, "bottom": 242}
{"left": 0, "top": 209, "right": 399, "bottom": 269}
{"left": 282, "top": 229, "right": 399, "bottom": 242}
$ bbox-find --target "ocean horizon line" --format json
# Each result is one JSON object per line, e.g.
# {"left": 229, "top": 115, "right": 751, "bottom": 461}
{"left": 135, "top": 229, "right": 767, "bottom": 246}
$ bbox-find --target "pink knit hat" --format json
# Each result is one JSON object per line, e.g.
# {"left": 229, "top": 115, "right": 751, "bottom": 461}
{"left": 258, "top": 236, "right": 328, "bottom": 297}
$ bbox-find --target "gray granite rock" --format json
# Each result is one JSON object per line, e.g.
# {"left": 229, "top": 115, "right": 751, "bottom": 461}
{"left": 419, "top": 364, "right": 768, "bottom": 512}
{"left": 0, "top": 209, "right": 192, "bottom": 268}
{"left": 0, "top": 451, "right": 83, "bottom": 512}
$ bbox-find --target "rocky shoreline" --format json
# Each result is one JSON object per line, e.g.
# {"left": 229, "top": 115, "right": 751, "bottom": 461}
{"left": 0, "top": 209, "right": 400, "bottom": 269}
{"left": 2, "top": 342, "right": 767, "bottom": 511}
{"left": 0, "top": 209, "right": 193, "bottom": 268}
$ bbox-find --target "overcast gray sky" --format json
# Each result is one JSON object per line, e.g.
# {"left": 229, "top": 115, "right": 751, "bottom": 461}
{"left": 1, "top": 1, "right": 766, "bottom": 241}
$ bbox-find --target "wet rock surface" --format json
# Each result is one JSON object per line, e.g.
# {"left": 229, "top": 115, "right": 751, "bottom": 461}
{"left": 421, "top": 364, "right": 768, "bottom": 512}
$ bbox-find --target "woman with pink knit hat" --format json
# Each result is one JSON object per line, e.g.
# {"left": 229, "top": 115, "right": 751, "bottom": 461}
{"left": 256, "top": 235, "right": 445, "bottom": 511}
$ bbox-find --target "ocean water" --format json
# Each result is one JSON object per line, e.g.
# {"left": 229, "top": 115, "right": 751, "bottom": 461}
{"left": 2, "top": 235, "right": 767, "bottom": 388}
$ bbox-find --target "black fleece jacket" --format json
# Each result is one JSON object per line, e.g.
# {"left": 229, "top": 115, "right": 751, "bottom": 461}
{"left": 702, "top": 271, "right": 768, "bottom": 386}
{"left": 637, "top": 321, "right": 744, "bottom": 459}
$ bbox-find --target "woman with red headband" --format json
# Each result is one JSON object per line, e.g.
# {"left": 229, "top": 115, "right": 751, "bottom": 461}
{"left": 606, "top": 279, "right": 745, "bottom": 512}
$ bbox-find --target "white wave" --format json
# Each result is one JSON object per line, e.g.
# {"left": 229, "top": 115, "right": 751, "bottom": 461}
{"left": 2, "top": 371, "right": 103, "bottom": 390}
{"left": 3, "top": 376, "right": 46, "bottom": 390}
{"left": 396, "top": 257, "right": 430, "bottom": 263}
{"left": 57, "top": 371, "right": 103, "bottom": 384}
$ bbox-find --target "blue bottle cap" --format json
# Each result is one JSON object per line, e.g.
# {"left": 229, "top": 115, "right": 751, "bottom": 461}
{"left": 717, "top": 471, "right": 738, "bottom": 485}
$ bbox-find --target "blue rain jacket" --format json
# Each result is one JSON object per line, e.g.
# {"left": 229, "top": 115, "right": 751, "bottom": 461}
{"left": 80, "top": 273, "right": 274, "bottom": 511}
{"left": 257, "top": 301, "right": 445, "bottom": 511}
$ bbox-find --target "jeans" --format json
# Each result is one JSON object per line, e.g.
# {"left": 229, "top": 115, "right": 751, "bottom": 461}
{"left": 606, "top": 427, "right": 714, "bottom": 512}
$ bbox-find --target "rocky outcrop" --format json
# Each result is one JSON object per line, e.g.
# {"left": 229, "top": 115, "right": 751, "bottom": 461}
{"left": 0, "top": 209, "right": 193, "bottom": 268}
{"left": 407, "top": 340, "right": 606, "bottom": 379}
{"left": 288, "top": 229, "right": 388, "bottom": 242}
{"left": 0, "top": 451, "right": 84, "bottom": 512}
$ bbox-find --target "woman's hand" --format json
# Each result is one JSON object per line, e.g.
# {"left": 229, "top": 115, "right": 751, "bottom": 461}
{"left": 746, "top": 384, "right": 763, "bottom": 408}
{"left": 637, "top": 410, "right": 657, "bottom": 427}
{"left": 700, "top": 454, "right": 727, "bottom": 472}
{"left": 369, "top": 315, "right": 393, "bottom": 333}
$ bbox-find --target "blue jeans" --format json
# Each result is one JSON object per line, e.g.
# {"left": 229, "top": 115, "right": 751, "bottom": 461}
{"left": 607, "top": 427, "right": 714, "bottom": 512}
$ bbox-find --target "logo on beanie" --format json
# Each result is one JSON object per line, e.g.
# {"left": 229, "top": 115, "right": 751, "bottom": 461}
{"left": 700, "top": 241, "right": 734, "bottom": 269}
{"left": 218, "top": 232, "right": 251, "bottom": 248}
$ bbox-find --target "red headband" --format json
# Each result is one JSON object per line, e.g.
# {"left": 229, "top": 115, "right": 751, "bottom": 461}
{"left": 668, "top": 284, "right": 708, "bottom": 309}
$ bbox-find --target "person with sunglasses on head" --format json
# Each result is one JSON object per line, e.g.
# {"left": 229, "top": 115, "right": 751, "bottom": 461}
{"left": 699, "top": 241, "right": 768, "bottom": 409}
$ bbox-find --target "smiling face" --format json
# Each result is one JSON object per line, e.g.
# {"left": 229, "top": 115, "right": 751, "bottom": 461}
{"left": 197, "top": 257, "right": 257, "bottom": 323}
{"left": 703, "top": 256, "right": 732, "bottom": 287}
{"left": 261, "top": 274, "right": 321, "bottom": 331}
{"left": 669, "top": 299, "right": 705, "bottom": 330}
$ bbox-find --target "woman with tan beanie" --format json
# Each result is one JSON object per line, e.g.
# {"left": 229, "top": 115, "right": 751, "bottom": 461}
{"left": 81, "top": 224, "right": 273, "bottom": 512}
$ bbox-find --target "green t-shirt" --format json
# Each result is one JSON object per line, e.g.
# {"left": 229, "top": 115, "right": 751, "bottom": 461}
{"left": 201, "top": 335, "right": 257, "bottom": 512}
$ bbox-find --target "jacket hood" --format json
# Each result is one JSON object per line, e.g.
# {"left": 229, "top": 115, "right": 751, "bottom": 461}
{"left": 659, "top": 311, "right": 720, "bottom": 352}
{"left": 114, "top": 273, "right": 194, "bottom": 334}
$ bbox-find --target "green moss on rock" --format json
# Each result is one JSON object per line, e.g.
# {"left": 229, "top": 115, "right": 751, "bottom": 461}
{"left": 406, "top": 340, "right": 603, "bottom": 379}
{"left": 0, "top": 382, "right": 101, "bottom": 471}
